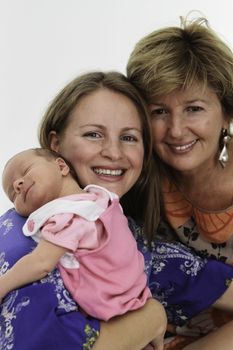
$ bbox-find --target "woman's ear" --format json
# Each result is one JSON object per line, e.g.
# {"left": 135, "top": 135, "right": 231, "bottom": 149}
{"left": 49, "top": 131, "right": 60, "bottom": 152}
{"left": 55, "top": 158, "right": 70, "bottom": 176}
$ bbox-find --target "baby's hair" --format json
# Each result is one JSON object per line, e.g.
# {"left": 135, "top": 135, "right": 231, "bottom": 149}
{"left": 32, "top": 148, "right": 79, "bottom": 182}
{"left": 33, "top": 147, "right": 62, "bottom": 159}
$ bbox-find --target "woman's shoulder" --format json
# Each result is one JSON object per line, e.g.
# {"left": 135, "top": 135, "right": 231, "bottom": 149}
{"left": 0, "top": 208, "right": 35, "bottom": 266}
{"left": 0, "top": 208, "right": 26, "bottom": 233}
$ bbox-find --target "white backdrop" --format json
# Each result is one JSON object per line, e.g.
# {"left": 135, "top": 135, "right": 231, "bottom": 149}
{"left": 1, "top": 0, "right": 233, "bottom": 212}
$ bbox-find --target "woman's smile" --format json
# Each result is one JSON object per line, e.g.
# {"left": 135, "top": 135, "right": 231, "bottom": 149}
{"left": 51, "top": 88, "right": 144, "bottom": 198}
{"left": 166, "top": 140, "right": 197, "bottom": 153}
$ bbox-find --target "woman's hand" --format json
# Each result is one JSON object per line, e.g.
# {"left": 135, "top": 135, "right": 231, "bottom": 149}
{"left": 142, "top": 333, "right": 164, "bottom": 350}
{"left": 93, "top": 298, "right": 167, "bottom": 350}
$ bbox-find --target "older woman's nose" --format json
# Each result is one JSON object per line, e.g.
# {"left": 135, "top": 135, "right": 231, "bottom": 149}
{"left": 168, "top": 115, "right": 186, "bottom": 138}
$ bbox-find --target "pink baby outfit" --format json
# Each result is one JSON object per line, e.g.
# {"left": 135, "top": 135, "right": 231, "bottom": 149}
{"left": 23, "top": 185, "right": 151, "bottom": 320}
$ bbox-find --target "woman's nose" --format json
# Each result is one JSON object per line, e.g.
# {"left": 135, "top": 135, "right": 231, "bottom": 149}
{"left": 101, "top": 140, "right": 123, "bottom": 160}
{"left": 168, "top": 115, "right": 185, "bottom": 138}
{"left": 13, "top": 178, "right": 24, "bottom": 193}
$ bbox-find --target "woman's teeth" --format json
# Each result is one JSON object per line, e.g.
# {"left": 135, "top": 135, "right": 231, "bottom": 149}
{"left": 93, "top": 168, "right": 123, "bottom": 176}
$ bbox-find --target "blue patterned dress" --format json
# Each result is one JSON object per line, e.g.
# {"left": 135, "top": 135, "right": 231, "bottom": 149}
{"left": 1, "top": 210, "right": 233, "bottom": 349}
{"left": 129, "top": 218, "right": 233, "bottom": 326}
{"left": 0, "top": 209, "right": 99, "bottom": 350}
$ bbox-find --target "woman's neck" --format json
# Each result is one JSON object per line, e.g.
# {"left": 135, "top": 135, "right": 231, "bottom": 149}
{"left": 170, "top": 156, "right": 233, "bottom": 211}
{"left": 59, "top": 177, "right": 84, "bottom": 198}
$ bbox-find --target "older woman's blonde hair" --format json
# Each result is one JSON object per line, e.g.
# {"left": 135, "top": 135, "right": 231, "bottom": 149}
{"left": 127, "top": 17, "right": 233, "bottom": 117}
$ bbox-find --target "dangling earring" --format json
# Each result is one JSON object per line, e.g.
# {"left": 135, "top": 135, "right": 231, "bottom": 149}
{"left": 228, "top": 119, "right": 233, "bottom": 138}
{"left": 219, "top": 128, "right": 231, "bottom": 168}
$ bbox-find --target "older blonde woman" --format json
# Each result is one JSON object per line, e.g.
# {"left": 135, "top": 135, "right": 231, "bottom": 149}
{"left": 127, "top": 16, "right": 233, "bottom": 350}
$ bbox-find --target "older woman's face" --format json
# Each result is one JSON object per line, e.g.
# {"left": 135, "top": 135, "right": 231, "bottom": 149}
{"left": 149, "top": 85, "right": 227, "bottom": 175}
{"left": 50, "top": 88, "right": 144, "bottom": 197}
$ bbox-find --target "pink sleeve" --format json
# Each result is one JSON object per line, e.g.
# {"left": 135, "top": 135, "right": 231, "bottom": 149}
{"left": 41, "top": 213, "right": 100, "bottom": 251}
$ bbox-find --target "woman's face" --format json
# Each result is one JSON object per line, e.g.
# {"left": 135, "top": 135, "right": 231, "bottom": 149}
{"left": 149, "top": 85, "right": 227, "bottom": 175}
{"left": 50, "top": 88, "right": 144, "bottom": 197}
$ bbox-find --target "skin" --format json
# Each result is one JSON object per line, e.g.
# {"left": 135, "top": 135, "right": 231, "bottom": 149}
{"left": 2, "top": 151, "right": 83, "bottom": 216}
{"left": 50, "top": 88, "right": 144, "bottom": 197}
{"left": 183, "top": 320, "right": 233, "bottom": 350}
{"left": 149, "top": 83, "right": 233, "bottom": 211}
{"left": 149, "top": 84, "right": 227, "bottom": 177}
{"left": 93, "top": 298, "right": 166, "bottom": 350}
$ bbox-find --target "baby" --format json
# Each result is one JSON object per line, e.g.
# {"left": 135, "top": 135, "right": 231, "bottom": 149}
{"left": 1, "top": 148, "right": 151, "bottom": 320}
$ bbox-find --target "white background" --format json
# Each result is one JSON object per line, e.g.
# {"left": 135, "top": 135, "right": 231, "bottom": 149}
{"left": 1, "top": 0, "right": 233, "bottom": 212}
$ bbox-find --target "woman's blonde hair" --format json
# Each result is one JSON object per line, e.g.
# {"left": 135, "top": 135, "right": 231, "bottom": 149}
{"left": 127, "top": 17, "right": 233, "bottom": 116}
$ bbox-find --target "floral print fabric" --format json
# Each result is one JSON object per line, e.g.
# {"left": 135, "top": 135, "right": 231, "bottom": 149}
{"left": 163, "top": 178, "right": 233, "bottom": 264}
{"left": 129, "top": 218, "right": 233, "bottom": 326}
{"left": 0, "top": 209, "right": 100, "bottom": 350}
{"left": 1, "top": 209, "right": 233, "bottom": 349}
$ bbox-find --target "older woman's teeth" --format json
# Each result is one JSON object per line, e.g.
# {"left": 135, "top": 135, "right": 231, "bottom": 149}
{"left": 93, "top": 168, "right": 123, "bottom": 176}
{"left": 172, "top": 140, "right": 196, "bottom": 151}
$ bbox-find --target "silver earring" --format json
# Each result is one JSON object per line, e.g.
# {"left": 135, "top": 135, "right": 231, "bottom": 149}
{"left": 228, "top": 119, "right": 233, "bottom": 137}
{"left": 219, "top": 129, "right": 231, "bottom": 167}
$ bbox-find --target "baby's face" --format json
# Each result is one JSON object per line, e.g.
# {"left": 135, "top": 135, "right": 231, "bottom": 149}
{"left": 2, "top": 150, "right": 64, "bottom": 216}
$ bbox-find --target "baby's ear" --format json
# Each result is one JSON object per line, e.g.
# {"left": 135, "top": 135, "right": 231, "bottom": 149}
{"left": 55, "top": 158, "right": 70, "bottom": 176}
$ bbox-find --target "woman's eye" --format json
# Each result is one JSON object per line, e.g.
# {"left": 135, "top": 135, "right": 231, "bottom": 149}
{"left": 186, "top": 106, "right": 203, "bottom": 112}
{"left": 83, "top": 132, "right": 101, "bottom": 138}
{"left": 150, "top": 108, "right": 168, "bottom": 116}
{"left": 121, "top": 135, "right": 137, "bottom": 142}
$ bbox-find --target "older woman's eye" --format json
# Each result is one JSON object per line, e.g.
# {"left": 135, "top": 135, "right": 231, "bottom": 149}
{"left": 186, "top": 106, "right": 203, "bottom": 112}
{"left": 150, "top": 108, "right": 169, "bottom": 121}
{"left": 157, "top": 108, "right": 166, "bottom": 114}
